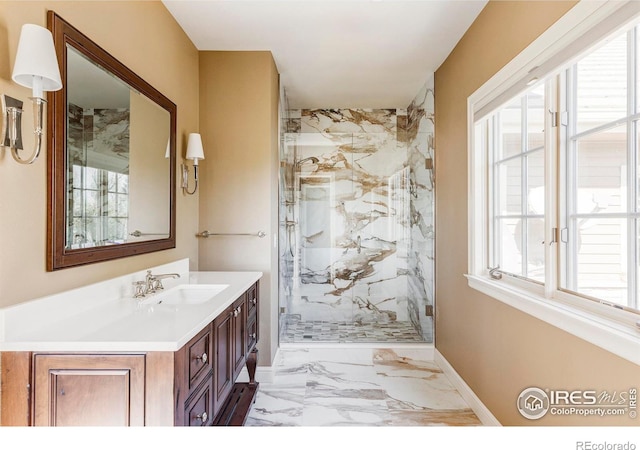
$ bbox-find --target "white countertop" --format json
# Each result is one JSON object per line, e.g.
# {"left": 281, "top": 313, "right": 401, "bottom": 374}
{"left": 0, "top": 260, "right": 262, "bottom": 352}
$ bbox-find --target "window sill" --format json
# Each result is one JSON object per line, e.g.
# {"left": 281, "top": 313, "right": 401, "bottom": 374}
{"left": 466, "top": 274, "right": 640, "bottom": 365}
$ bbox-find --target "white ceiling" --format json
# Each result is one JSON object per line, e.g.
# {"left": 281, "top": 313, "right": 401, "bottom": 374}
{"left": 162, "top": 0, "right": 488, "bottom": 109}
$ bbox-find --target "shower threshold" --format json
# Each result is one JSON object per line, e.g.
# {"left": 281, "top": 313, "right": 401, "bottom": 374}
{"left": 280, "top": 316, "right": 428, "bottom": 344}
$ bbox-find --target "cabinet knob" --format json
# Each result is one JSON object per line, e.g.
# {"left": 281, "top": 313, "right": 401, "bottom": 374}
{"left": 196, "top": 411, "right": 208, "bottom": 423}
{"left": 195, "top": 352, "right": 208, "bottom": 364}
{"left": 233, "top": 307, "right": 239, "bottom": 317}
{"left": 249, "top": 332, "right": 257, "bottom": 339}
{"left": 251, "top": 297, "right": 257, "bottom": 305}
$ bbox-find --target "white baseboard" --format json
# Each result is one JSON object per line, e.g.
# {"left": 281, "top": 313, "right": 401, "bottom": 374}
{"left": 434, "top": 349, "right": 501, "bottom": 426}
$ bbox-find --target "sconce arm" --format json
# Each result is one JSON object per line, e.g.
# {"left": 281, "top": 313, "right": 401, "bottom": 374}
{"left": 182, "top": 162, "right": 199, "bottom": 195}
{"left": 2, "top": 95, "right": 45, "bottom": 165}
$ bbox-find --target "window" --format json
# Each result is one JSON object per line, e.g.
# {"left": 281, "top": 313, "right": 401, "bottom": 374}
{"left": 563, "top": 30, "right": 636, "bottom": 309}
{"left": 485, "top": 86, "right": 546, "bottom": 283}
{"left": 68, "top": 165, "right": 129, "bottom": 248}
{"left": 469, "top": 1, "right": 640, "bottom": 364}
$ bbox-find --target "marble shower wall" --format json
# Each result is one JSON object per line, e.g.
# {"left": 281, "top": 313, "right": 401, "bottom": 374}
{"left": 297, "top": 109, "right": 409, "bottom": 329}
{"left": 278, "top": 78, "right": 434, "bottom": 343}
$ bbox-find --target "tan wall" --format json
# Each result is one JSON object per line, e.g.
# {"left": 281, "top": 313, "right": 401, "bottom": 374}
{"left": 0, "top": 1, "right": 200, "bottom": 310}
{"left": 129, "top": 91, "right": 171, "bottom": 238}
{"left": 198, "top": 51, "right": 280, "bottom": 366}
{"left": 435, "top": 1, "right": 640, "bottom": 425}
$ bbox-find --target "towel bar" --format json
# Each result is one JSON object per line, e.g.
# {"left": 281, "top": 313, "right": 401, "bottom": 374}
{"left": 196, "top": 231, "right": 266, "bottom": 238}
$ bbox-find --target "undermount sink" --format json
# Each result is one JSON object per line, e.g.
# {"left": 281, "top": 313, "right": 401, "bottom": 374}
{"left": 145, "top": 284, "right": 229, "bottom": 306}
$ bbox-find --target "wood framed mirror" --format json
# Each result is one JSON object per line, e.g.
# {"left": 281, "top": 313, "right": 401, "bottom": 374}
{"left": 47, "top": 11, "right": 176, "bottom": 270}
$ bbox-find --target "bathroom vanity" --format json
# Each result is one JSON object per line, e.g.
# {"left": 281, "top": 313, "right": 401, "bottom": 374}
{"left": 0, "top": 260, "right": 262, "bottom": 426}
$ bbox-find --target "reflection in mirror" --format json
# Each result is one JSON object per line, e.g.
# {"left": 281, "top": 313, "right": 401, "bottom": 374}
{"left": 65, "top": 46, "right": 170, "bottom": 249}
{"left": 47, "top": 11, "right": 176, "bottom": 270}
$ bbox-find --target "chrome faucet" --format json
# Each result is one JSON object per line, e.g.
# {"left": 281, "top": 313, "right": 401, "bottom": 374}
{"left": 146, "top": 270, "right": 181, "bottom": 293}
{"left": 133, "top": 270, "right": 181, "bottom": 298}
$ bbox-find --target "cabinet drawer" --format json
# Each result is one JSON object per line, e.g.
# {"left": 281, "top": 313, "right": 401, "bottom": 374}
{"left": 186, "top": 326, "right": 213, "bottom": 392}
{"left": 184, "top": 377, "right": 214, "bottom": 426}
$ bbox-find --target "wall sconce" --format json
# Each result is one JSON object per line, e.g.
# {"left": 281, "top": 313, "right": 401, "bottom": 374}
{"left": 1, "top": 24, "right": 62, "bottom": 164}
{"left": 182, "top": 133, "right": 205, "bottom": 195}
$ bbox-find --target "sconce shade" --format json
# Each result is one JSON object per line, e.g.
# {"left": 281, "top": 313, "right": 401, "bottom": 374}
{"left": 11, "top": 24, "right": 62, "bottom": 98}
{"left": 186, "top": 133, "right": 205, "bottom": 164}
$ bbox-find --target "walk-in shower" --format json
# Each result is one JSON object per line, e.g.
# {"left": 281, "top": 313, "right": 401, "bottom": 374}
{"left": 278, "top": 84, "right": 434, "bottom": 344}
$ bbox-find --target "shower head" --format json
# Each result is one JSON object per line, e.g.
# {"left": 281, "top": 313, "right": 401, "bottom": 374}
{"left": 296, "top": 157, "right": 319, "bottom": 166}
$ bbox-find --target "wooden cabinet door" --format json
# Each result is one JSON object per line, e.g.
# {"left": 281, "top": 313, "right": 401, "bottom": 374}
{"left": 247, "top": 282, "right": 258, "bottom": 322}
{"left": 247, "top": 316, "right": 258, "bottom": 353}
{"left": 33, "top": 354, "right": 145, "bottom": 426}
{"left": 246, "top": 282, "right": 259, "bottom": 353}
{"left": 213, "top": 307, "right": 233, "bottom": 417}
{"left": 231, "top": 295, "right": 247, "bottom": 379}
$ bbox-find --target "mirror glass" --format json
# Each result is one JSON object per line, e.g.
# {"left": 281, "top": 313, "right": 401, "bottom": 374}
{"left": 65, "top": 46, "right": 170, "bottom": 249}
{"left": 48, "top": 12, "right": 176, "bottom": 270}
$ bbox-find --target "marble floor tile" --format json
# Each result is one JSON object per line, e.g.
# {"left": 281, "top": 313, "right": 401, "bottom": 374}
{"left": 388, "top": 409, "right": 481, "bottom": 426}
{"left": 246, "top": 347, "right": 482, "bottom": 427}
{"left": 244, "top": 387, "right": 306, "bottom": 426}
{"left": 302, "top": 402, "right": 392, "bottom": 426}
{"left": 372, "top": 349, "right": 471, "bottom": 411}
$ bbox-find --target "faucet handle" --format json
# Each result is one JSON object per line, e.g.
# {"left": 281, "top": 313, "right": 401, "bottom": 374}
{"left": 145, "top": 270, "right": 157, "bottom": 294}
{"left": 133, "top": 281, "right": 147, "bottom": 298}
